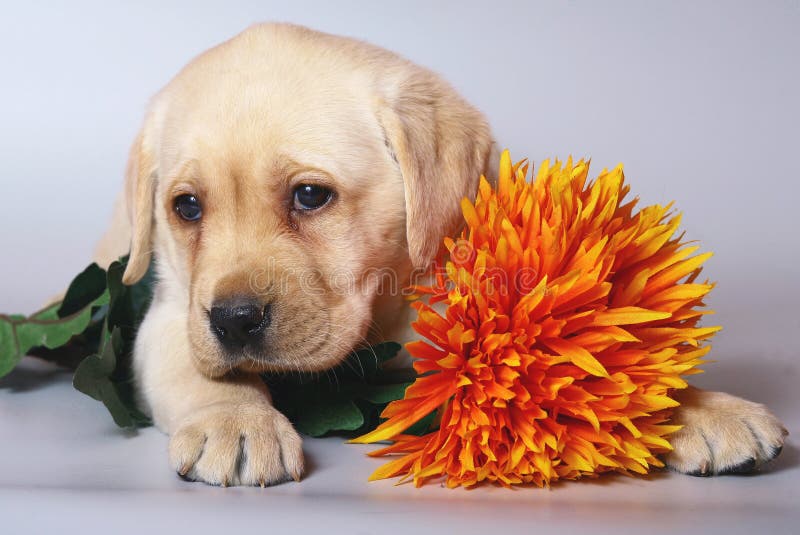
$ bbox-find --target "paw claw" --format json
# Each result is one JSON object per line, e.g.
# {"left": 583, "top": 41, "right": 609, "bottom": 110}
{"left": 720, "top": 457, "right": 756, "bottom": 475}
{"left": 686, "top": 460, "right": 711, "bottom": 477}
{"left": 687, "top": 469, "right": 711, "bottom": 478}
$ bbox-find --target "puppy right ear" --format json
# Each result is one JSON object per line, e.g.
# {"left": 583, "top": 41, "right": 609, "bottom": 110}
{"left": 121, "top": 123, "right": 157, "bottom": 285}
{"left": 375, "top": 69, "right": 495, "bottom": 270}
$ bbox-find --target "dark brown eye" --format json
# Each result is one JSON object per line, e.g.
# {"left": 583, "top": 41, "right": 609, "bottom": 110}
{"left": 293, "top": 184, "right": 332, "bottom": 211}
{"left": 174, "top": 194, "right": 202, "bottom": 221}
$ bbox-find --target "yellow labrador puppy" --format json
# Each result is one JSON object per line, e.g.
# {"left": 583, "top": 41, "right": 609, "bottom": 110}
{"left": 93, "top": 23, "right": 786, "bottom": 486}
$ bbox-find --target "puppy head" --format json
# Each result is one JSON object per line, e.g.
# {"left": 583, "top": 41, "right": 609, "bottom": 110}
{"left": 121, "top": 24, "right": 494, "bottom": 377}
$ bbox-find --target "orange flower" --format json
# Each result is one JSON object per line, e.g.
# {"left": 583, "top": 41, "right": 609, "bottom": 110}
{"left": 352, "top": 150, "right": 719, "bottom": 488}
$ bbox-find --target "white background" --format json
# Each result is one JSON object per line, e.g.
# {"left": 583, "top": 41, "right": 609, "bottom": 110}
{"left": 0, "top": 1, "right": 798, "bottom": 533}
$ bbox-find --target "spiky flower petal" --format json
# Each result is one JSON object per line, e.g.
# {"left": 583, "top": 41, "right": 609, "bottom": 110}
{"left": 354, "top": 151, "right": 718, "bottom": 488}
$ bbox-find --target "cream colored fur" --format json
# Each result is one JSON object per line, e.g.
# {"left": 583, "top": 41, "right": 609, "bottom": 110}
{"left": 93, "top": 23, "right": 785, "bottom": 486}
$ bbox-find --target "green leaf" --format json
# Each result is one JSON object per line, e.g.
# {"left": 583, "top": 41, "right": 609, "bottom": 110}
{"left": 0, "top": 290, "right": 108, "bottom": 378}
{"left": 267, "top": 342, "right": 409, "bottom": 437}
{"left": 70, "top": 258, "right": 154, "bottom": 428}
{"left": 358, "top": 382, "right": 411, "bottom": 404}
{"left": 293, "top": 398, "right": 365, "bottom": 437}
{"left": 73, "top": 329, "right": 150, "bottom": 428}
{"left": 58, "top": 263, "right": 107, "bottom": 318}
{"left": 0, "top": 256, "right": 153, "bottom": 427}
{"left": 0, "top": 321, "right": 17, "bottom": 377}
{"left": 31, "top": 303, "right": 61, "bottom": 321}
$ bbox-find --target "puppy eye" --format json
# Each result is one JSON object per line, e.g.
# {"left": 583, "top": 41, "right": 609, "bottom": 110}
{"left": 293, "top": 184, "right": 333, "bottom": 211}
{"left": 174, "top": 194, "right": 202, "bottom": 221}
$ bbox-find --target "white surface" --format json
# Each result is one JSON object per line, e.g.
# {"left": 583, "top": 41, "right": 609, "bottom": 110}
{"left": 1, "top": 1, "right": 799, "bottom": 533}
{"left": 0, "top": 359, "right": 798, "bottom": 534}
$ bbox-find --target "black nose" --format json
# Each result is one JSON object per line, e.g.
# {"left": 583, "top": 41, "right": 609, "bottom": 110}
{"left": 209, "top": 299, "right": 271, "bottom": 349}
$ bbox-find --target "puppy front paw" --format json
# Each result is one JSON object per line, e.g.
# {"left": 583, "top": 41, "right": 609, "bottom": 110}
{"left": 168, "top": 402, "right": 304, "bottom": 486}
{"left": 665, "top": 388, "right": 787, "bottom": 476}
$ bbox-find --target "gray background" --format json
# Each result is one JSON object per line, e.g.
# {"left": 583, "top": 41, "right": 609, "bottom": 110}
{"left": 1, "top": 1, "right": 798, "bottom": 533}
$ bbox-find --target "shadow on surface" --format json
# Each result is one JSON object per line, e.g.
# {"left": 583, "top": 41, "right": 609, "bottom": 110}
{"left": 767, "top": 441, "right": 799, "bottom": 474}
{"left": 0, "top": 357, "right": 71, "bottom": 393}
{"left": 571, "top": 467, "right": 673, "bottom": 489}
{"left": 302, "top": 445, "right": 319, "bottom": 480}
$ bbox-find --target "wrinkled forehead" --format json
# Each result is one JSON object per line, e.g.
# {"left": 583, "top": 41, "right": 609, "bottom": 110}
{"left": 155, "top": 70, "right": 387, "bottom": 187}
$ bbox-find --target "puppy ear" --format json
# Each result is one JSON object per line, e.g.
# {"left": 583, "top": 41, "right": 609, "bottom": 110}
{"left": 121, "top": 122, "right": 157, "bottom": 285}
{"left": 376, "top": 71, "right": 495, "bottom": 269}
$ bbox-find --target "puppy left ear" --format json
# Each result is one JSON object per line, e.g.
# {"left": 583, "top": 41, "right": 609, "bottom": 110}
{"left": 121, "top": 117, "right": 158, "bottom": 285}
{"left": 376, "top": 69, "right": 496, "bottom": 270}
